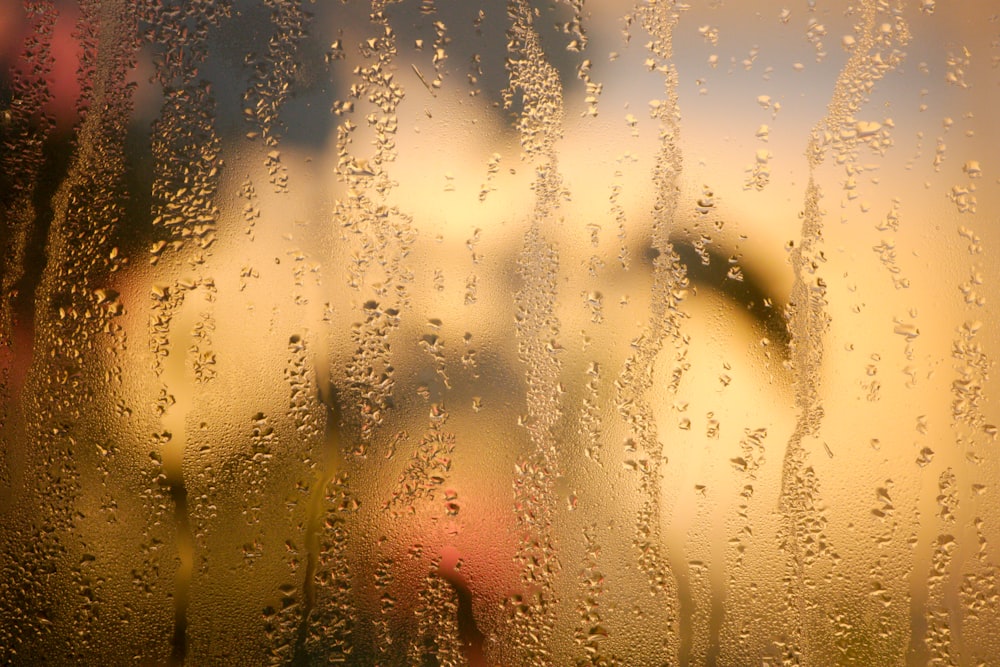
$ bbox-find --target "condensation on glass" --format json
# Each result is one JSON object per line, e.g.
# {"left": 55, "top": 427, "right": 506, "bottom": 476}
{"left": 0, "top": 0, "right": 997, "bottom": 664}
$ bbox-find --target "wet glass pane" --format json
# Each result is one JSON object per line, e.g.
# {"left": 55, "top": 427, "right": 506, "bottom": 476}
{"left": 1, "top": 0, "right": 998, "bottom": 664}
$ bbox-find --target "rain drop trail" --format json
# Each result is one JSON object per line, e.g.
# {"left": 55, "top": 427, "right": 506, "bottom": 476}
{"left": 506, "top": 0, "right": 567, "bottom": 661}
{"left": 779, "top": 1, "right": 909, "bottom": 661}
{"left": 439, "top": 546, "right": 488, "bottom": 667}
{"left": 613, "top": 2, "right": 686, "bottom": 662}
{"left": 291, "top": 363, "right": 344, "bottom": 664}
{"left": 162, "top": 298, "right": 198, "bottom": 666}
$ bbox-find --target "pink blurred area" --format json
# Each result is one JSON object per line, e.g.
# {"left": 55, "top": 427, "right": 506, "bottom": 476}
{"left": 1, "top": 0, "right": 82, "bottom": 129}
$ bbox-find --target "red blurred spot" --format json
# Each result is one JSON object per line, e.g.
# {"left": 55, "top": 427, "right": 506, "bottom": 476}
{"left": 47, "top": 2, "right": 82, "bottom": 129}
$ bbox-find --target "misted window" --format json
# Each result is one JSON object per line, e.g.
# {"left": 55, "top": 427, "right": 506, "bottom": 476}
{"left": 1, "top": 1, "right": 997, "bottom": 665}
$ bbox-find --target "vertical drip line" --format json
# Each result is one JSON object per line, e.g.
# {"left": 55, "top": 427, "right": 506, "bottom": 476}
{"left": 290, "top": 4, "right": 413, "bottom": 659}
{"left": 140, "top": 1, "right": 232, "bottom": 660}
{"left": 779, "top": 0, "right": 908, "bottom": 661}
{"left": 776, "top": 175, "right": 826, "bottom": 664}
{"left": 0, "top": 2, "right": 59, "bottom": 570}
{"left": 3, "top": 0, "right": 139, "bottom": 659}
{"left": 292, "top": 355, "right": 345, "bottom": 664}
{"left": 614, "top": 2, "right": 686, "bottom": 662}
{"left": 0, "top": 0, "right": 56, "bottom": 351}
{"left": 505, "top": 1, "right": 566, "bottom": 663}
{"left": 0, "top": 2, "right": 58, "bottom": 659}
{"left": 158, "top": 287, "right": 201, "bottom": 665}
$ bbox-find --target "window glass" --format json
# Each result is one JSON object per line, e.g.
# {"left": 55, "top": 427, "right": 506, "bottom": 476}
{"left": 1, "top": 1, "right": 997, "bottom": 664}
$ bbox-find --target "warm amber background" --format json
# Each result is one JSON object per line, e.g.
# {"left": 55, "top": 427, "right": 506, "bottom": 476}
{"left": 1, "top": 1, "right": 997, "bottom": 665}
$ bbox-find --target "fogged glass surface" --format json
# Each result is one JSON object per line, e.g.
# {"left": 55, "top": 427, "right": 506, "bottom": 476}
{"left": 1, "top": 1, "right": 998, "bottom": 664}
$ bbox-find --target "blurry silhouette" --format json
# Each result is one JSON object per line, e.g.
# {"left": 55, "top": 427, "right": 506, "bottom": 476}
{"left": 1, "top": 1, "right": 998, "bottom": 666}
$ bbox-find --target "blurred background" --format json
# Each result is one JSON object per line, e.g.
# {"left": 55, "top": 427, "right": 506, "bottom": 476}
{"left": 1, "top": 0, "right": 998, "bottom": 665}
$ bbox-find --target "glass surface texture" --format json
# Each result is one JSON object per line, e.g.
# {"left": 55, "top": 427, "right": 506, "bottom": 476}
{"left": 1, "top": 0, "right": 998, "bottom": 665}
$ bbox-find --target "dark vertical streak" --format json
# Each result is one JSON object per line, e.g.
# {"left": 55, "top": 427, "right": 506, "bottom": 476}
{"left": 906, "top": 499, "right": 932, "bottom": 666}
{"left": 167, "top": 480, "right": 192, "bottom": 666}
{"left": 12, "top": 128, "right": 77, "bottom": 339}
{"left": 675, "top": 556, "right": 694, "bottom": 667}
{"left": 291, "top": 378, "right": 342, "bottom": 664}
{"left": 706, "top": 591, "right": 724, "bottom": 667}
{"left": 439, "top": 558, "right": 487, "bottom": 667}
